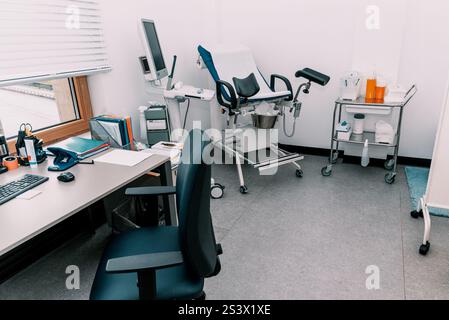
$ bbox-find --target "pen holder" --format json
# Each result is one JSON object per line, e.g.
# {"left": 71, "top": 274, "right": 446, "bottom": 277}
{"left": 340, "top": 78, "right": 361, "bottom": 101}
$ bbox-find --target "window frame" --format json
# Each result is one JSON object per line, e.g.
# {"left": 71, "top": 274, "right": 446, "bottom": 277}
{"left": 6, "top": 76, "right": 93, "bottom": 154}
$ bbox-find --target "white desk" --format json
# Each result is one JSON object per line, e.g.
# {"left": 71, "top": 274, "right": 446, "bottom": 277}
{"left": 0, "top": 151, "right": 174, "bottom": 257}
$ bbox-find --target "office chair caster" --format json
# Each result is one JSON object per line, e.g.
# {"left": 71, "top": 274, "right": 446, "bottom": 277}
{"left": 385, "top": 173, "right": 396, "bottom": 184}
{"left": 384, "top": 159, "right": 395, "bottom": 171}
{"left": 296, "top": 169, "right": 304, "bottom": 178}
{"left": 411, "top": 210, "right": 423, "bottom": 219}
{"left": 240, "top": 185, "right": 248, "bottom": 194}
{"left": 419, "top": 242, "right": 430, "bottom": 256}
{"left": 321, "top": 166, "right": 332, "bottom": 177}
{"left": 211, "top": 183, "right": 225, "bottom": 200}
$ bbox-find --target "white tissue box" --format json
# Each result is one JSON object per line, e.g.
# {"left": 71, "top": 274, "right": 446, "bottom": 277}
{"left": 337, "top": 128, "right": 353, "bottom": 141}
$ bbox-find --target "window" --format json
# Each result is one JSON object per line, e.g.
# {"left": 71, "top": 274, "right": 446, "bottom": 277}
{"left": 4, "top": 76, "right": 93, "bottom": 153}
{"left": 1, "top": 78, "right": 79, "bottom": 139}
{"left": 0, "top": 0, "right": 109, "bottom": 152}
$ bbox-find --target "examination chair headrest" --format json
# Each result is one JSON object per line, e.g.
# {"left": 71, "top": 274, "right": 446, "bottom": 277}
{"left": 296, "top": 68, "right": 331, "bottom": 87}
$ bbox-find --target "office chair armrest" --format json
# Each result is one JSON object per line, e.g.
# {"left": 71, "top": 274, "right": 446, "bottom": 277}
{"left": 216, "top": 79, "right": 238, "bottom": 112}
{"left": 106, "top": 251, "right": 184, "bottom": 274}
{"left": 125, "top": 186, "right": 176, "bottom": 197}
{"left": 270, "top": 74, "right": 293, "bottom": 101}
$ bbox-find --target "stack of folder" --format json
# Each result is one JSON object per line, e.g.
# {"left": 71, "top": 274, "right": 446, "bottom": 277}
{"left": 91, "top": 115, "right": 135, "bottom": 150}
{"left": 50, "top": 137, "right": 110, "bottom": 160}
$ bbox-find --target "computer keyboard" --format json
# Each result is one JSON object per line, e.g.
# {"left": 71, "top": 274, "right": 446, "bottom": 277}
{"left": 0, "top": 174, "right": 49, "bottom": 206}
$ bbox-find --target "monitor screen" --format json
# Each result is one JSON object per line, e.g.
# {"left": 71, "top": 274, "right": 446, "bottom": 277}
{"left": 142, "top": 21, "right": 166, "bottom": 72}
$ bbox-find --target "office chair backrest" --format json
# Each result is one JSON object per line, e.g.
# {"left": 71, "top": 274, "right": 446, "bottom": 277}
{"left": 176, "top": 130, "right": 219, "bottom": 278}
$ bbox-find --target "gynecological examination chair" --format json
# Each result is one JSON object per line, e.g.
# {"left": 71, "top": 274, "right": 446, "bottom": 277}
{"left": 90, "top": 130, "right": 223, "bottom": 300}
{"left": 197, "top": 45, "right": 330, "bottom": 194}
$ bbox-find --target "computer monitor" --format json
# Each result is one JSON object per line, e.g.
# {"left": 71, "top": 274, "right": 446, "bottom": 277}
{"left": 139, "top": 19, "right": 168, "bottom": 81}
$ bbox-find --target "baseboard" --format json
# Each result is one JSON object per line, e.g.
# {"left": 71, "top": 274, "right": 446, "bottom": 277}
{"left": 279, "top": 144, "right": 431, "bottom": 168}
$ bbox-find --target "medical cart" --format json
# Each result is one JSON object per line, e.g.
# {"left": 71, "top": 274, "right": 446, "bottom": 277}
{"left": 321, "top": 85, "right": 417, "bottom": 184}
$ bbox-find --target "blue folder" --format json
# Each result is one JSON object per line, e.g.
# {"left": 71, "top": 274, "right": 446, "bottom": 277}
{"left": 50, "top": 137, "right": 110, "bottom": 159}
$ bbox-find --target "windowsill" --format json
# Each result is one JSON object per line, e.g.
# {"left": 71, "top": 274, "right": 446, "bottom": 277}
{"left": 7, "top": 120, "right": 90, "bottom": 155}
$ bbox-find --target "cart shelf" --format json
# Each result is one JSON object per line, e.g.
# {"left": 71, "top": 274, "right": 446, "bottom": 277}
{"left": 333, "top": 131, "right": 398, "bottom": 148}
{"left": 335, "top": 97, "right": 405, "bottom": 108}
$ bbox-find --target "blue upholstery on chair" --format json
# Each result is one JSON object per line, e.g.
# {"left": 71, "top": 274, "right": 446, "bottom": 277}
{"left": 197, "top": 45, "right": 294, "bottom": 109}
{"left": 90, "top": 227, "right": 204, "bottom": 300}
{"left": 90, "top": 130, "right": 222, "bottom": 300}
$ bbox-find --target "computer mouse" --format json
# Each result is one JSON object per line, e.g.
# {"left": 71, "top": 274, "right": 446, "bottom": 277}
{"left": 58, "top": 172, "right": 75, "bottom": 183}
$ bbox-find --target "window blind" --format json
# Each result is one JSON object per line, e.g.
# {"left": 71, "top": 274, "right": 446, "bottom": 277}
{"left": 0, "top": 0, "right": 111, "bottom": 87}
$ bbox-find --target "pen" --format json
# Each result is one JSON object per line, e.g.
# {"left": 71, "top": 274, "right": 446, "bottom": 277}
{"left": 162, "top": 143, "right": 177, "bottom": 147}
{"left": 79, "top": 160, "right": 95, "bottom": 165}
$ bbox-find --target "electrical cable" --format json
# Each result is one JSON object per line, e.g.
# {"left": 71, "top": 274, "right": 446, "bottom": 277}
{"left": 283, "top": 107, "right": 297, "bottom": 138}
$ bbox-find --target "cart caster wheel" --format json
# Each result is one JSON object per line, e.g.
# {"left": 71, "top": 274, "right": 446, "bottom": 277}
{"left": 321, "top": 166, "right": 332, "bottom": 177}
{"left": 385, "top": 173, "right": 396, "bottom": 184}
{"left": 411, "top": 210, "right": 423, "bottom": 219}
{"left": 296, "top": 170, "right": 304, "bottom": 178}
{"left": 419, "top": 242, "right": 430, "bottom": 256}
{"left": 211, "top": 184, "right": 225, "bottom": 199}
{"left": 240, "top": 186, "right": 248, "bottom": 194}
{"left": 384, "top": 159, "right": 395, "bottom": 171}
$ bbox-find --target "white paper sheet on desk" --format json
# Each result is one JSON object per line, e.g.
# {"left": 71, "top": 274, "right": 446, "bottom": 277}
{"left": 94, "top": 149, "right": 153, "bottom": 167}
{"left": 17, "top": 190, "right": 42, "bottom": 200}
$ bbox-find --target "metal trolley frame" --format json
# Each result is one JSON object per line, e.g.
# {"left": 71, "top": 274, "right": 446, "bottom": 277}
{"left": 321, "top": 85, "right": 417, "bottom": 184}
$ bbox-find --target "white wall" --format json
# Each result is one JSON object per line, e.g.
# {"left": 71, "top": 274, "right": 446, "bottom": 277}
{"left": 89, "top": 0, "right": 212, "bottom": 139}
{"left": 398, "top": 0, "right": 449, "bottom": 158}
{"left": 89, "top": 0, "right": 449, "bottom": 159}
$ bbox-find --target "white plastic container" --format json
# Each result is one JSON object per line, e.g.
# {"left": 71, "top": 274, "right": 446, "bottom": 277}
{"left": 353, "top": 114, "right": 365, "bottom": 135}
{"left": 340, "top": 84, "right": 361, "bottom": 101}
{"left": 361, "top": 139, "right": 370, "bottom": 167}
{"left": 340, "top": 72, "right": 361, "bottom": 101}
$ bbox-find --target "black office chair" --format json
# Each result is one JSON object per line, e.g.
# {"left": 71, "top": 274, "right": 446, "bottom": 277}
{"left": 90, "top": 130, "right": 223, "bottom": 300}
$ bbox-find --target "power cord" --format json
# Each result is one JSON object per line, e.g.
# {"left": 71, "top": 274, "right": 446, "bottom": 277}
{"left": 283, "top": 108, "right": 297, "bottom": 138}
